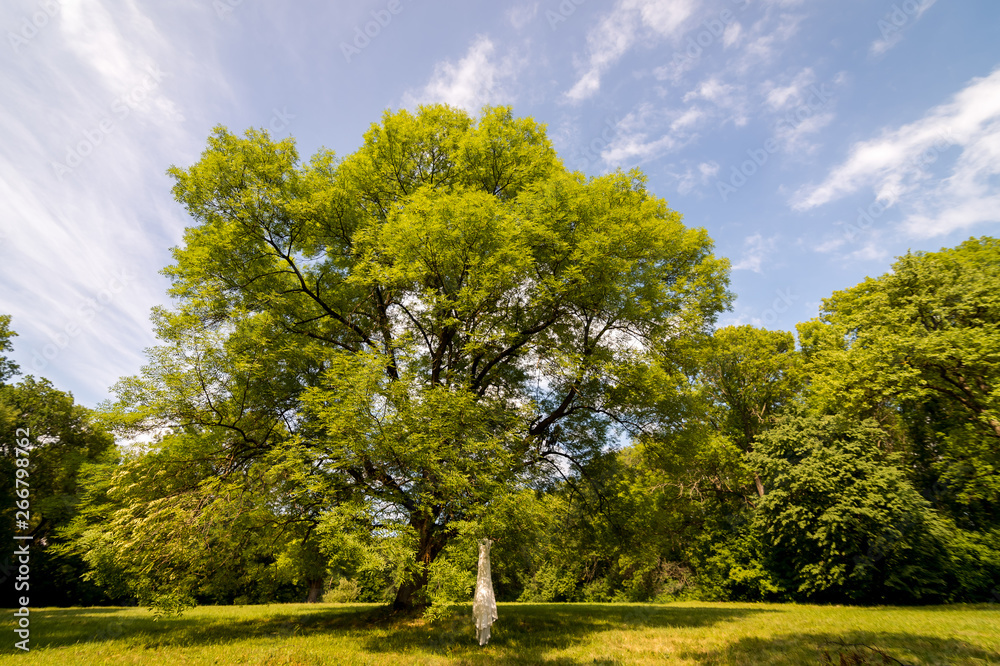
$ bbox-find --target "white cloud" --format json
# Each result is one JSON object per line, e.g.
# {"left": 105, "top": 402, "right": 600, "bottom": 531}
{"left": 566, "top": 0, "right": 696, "bottom": 102}
{"left": 813, "top": 236, "right": 846, "bottom": 254}
{"left": 649, "top": 1, "right": 802, "bottom": 89}
{"left": 735, "top": 12, "right": 802, "bottom": 74}
{"left": 598, "top": 102, "right": 702, "bottom": 167}
{"left": 722, "top": 21, "right": 742, "bottom": 49}
{"left": 603, "top": 133, "right": 679, "bottom": 165}
{"left": 732, "top": 234, "right": 778, "bottom": 273}
{"left": 684, "top": 77, "right": 735, "bottom": 105}
{"left": 776, "top": 109, "right": 835, "bottom": 154}
{"left": 792, "top": 67, "right": 1000, "bottom": 237}
{"left": 761, "top": 69, "right": 844, "bottom": 155}
{"left": 404, "top": 36, "right": 524, "bottom": 112}
{"left": 629, "top": 0, "right": 695, "bottom": 36}
{"left": 60, "top": 0, "right": 162, "bottom": 99}
{"left": 567, "top": 69, "right": 602, "bottom": 103}
{"left": 507, "top": 3, "right": 538, "bottom": 30}
{"left": 0, "top": 0, "right": 217, "bottom": 406}
{"left": 870, "top": 0, "right": 937, "bottom": 56}
{"left": 763, "top": 68, "right": 816, "bottom": 111}
{"left": 672, "top": 161, "right": 719, "bottom": 195}
{"left": 847, "top": 233, "right": 892, "bottom": 262}
{"left": 683, "top": 77, "right": 749, "bottom": 127}
{"left": 671, "top": 106, "right": 706, "bottom": 131}
{"left": 900, "top": 129, "right": 1000, "bottom": 237}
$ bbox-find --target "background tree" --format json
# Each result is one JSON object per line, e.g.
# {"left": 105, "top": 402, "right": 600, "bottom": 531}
{"left": 0, "top": 315, "right": 19, "bottom": 384}
{"left": 622, "top": 326, "right": 799, "bottom": 600}
{"left": 751, "top": 411, "right": 951, "bottom": 603}
{"left": 800, "top": 237, "right": 1000, "bottom": 461}
{"left": 790, "top": 237, "right": 1000, "bottom": 601}
{"left": 67, "top": 311, "right": 344, "bottom": 611}
{"left": 693, "top": 325, "right": 802, "bottom": 498}
{"left": 92, "top": 104, "right": 732, "bottom": 612}
{"left": 0, "top": 317, "right": 117, "bottom": 608}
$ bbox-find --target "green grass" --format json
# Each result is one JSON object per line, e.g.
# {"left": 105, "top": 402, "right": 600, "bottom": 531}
{"left": 1, "top": 601, "right": 998, "bottom": 665}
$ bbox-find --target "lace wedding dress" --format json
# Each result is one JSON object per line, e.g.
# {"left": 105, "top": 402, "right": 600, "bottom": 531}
{"left": 472, "top": 538, "right": 498, "bottom": 645}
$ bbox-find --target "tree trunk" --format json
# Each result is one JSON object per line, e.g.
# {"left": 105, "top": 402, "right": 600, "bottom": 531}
{"left": 305, "top": 578, "right": 324, "bottom": 603}
{"left": 393, "top": 575, "right": 426, "bottom": 611}
{"left": 754, "top": 472, "right": 765, "bottom": 498}
{"left": 392, "top": 515, "right": 443, "bottom": 611}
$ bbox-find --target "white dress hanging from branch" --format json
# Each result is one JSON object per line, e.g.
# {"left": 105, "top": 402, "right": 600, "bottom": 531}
{"left": 473, "top": 538, "right": 498, "bottom": 646}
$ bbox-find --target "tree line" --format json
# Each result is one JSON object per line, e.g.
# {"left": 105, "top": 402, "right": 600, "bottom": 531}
{"left": 2, "top": 105, "right": 997, "bottom": 612}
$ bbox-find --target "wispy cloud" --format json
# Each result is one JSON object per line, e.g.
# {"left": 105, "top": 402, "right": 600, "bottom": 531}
{"left": 566, "top": 0, "right": 696, "bottom": 102}
{"left": 403, "top": 36, "right": 524, "bottom": 112}
{"left": 732, "top": 233, "right": 778, "bottom": 273}
{"left": 599, "top": 102, "right": 700, "bottom": 167}
{"left": 870, "top": 0, "right": 937, "bottom": 56}
{"left": 762, "top": 68, "right": 842, "bottom": 154}
{"left": 762, "top": 67, "right": 817, "bottom": 111}
{"left": 671, "top": 160, "right": 720, "bottom": 195}
{"left": 792, "top": 67, "right": 1000, "bottom": 237}
{"left": 507, "top": 3, "right": 538, "bottom": 30}
{"left": 651, "top": 2, "right": 802, "bottom": 88}
{"left": 736, "top": 11, "right": 802, "bottom": 73}
{"left": 683, "top": 77, "right": 749, "bottom": 127}
{"left": 0, "top": 0, "right": 208, "bottom": 405}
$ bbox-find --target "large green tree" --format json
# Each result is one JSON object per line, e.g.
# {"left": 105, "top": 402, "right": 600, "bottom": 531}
{"left": 95, "top": 105, "right": 731, "bottom": 611}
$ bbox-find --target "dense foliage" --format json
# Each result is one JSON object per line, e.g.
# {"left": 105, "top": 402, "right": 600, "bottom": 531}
{"left": 58, "top": 104, "right": 731, "bottom": 612}
{"left": 0, "top": 317, "right": 119, "bottom": 608}
{"left": 4, "top": 107, "right": 998, "bottom": 611}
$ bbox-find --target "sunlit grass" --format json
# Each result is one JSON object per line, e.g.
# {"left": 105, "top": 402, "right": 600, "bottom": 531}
{"left": 1, "top": 601, "right": 998, "bottom": 664}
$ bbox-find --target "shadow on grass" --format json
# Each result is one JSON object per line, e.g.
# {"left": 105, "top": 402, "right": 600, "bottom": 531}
{"left": 686, "top": 631, "right": 1000, "bottom": 666}
{"left": 360, "top": 603, "right": 772, "bottom": 663}
{"left": 22, "top": 602, "right": 768, "bottom": 661}
{"left": 21, "top": 604, "right": 378, "bottom": 650}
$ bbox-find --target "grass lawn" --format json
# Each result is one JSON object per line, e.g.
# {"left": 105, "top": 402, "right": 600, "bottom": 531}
{"left": 1, "top": 601, "right": 998, "bottom": 665}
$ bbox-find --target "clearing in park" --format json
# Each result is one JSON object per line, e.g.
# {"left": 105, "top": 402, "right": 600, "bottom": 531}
{"left": 0, "top": 601, "right": 998, "bottom": 665}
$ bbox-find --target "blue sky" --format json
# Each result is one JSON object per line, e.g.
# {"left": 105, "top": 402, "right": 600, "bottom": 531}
{"left": 1, "top": 0, "right": 999, "bottom": 408}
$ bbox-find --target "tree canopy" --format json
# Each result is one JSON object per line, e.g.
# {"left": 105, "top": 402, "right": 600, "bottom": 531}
{"left": 48, "top": 105, "right": 999, "bottom": 612}
{"left": 90, "top": 104, "right": 732, "bottom": 611}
